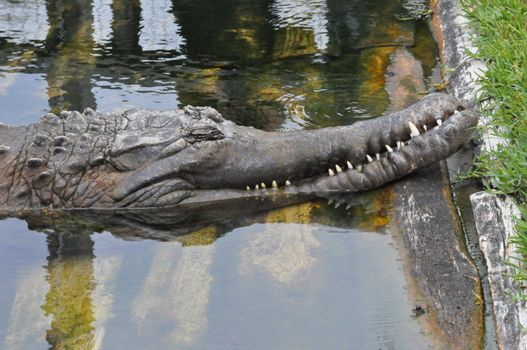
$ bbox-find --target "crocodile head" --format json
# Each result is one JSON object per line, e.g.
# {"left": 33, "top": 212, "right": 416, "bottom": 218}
{"left": 0, "top": 93, "right": 477, "bottom": 210}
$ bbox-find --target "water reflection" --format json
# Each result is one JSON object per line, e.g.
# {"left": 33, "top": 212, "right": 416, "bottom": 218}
{"left": 91, "top": 255, "right": 122, "bottom": 350}
{"left": 385, "top": 47, "right": 426, "bottom": 111}
{"left": 44, "top": 0, "right": 97, "bottom": 111}
{"left": 270, "top": 0, "right": 329, "bottom": 55}
{"left": 0, "top": 0, "right": 433, "bottom": 127}
{"left": 0, "top": 196, "right": 436, "bottom": 349}
{"left": 0, "top": 0, "right": 49, "bottom": 44}
{"left": 42, "top": 233, "right": 96, "bottom": 349}
{"left": 240, "top": 203, "right": 321, "bottom": 283}
{"left": 133, "top": 243, "right": 214, "bottom": 346}
{"left": 92, "top": 0, "right": 113, "bottom": 46}
{"left": 3, "top": 267, "right": 49, "bottom": 350}
{"left": 138, "top": 0, "right": 185, "bottom": 52}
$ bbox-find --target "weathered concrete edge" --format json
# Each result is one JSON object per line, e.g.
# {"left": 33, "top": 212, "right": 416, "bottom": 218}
{"left": 430, "top": 0, "right": 527, "bottom": 348}
{"left": 471, "top": 192, "right": 527, "bottom": 348}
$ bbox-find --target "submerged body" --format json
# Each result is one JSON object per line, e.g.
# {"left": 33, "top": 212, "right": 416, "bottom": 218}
{"left": 0, "top": 93, "right": 477, "bottom": 210}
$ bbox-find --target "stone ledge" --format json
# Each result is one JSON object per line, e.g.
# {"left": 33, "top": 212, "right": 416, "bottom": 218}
{"left": 470, "top": 192, "right": 527, "bottom": 349}
{"left": 431, "top": 0, "right": 527, "bottom": 348}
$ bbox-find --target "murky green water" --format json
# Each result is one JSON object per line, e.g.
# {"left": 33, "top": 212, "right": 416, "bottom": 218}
{"left": 0, "top": 0, "right": 441, "bottom": 348}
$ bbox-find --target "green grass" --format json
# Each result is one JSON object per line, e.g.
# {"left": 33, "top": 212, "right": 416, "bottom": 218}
{"left": 462, "top": 0, "right": 527, "bottom": 288}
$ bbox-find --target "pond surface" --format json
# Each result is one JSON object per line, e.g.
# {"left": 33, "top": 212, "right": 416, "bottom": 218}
{"left": 0, "top": 204, "right": 432, "bottom": 350}
{"left": 0, "top": 0, "right": 441, "bottom": 348}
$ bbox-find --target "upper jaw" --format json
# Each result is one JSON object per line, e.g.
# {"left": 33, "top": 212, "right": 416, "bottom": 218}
{"left": 187, "top": 93, "right": 463, "bottom": 191}
{"left": 344, "top": 93, "right": 463, "bottom": 157}
{"left": 301, "top": 107, "right": 479, "bottom": 193}
{"left": 221, "top": 93, "right": 469, "bottom": 192}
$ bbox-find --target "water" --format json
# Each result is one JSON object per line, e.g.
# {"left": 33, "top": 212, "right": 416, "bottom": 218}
{"left": 0, "top": 0, "right": 441, "bottom": 348}
{"left": 0, "top": 0, "right": 435, "bottom": 128}
{"left": 0, "top": 200, "right": 433, "bottom": 350}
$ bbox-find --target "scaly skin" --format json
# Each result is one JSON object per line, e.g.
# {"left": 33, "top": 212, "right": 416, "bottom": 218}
{"left": 0, "top": 93, "right": 478, "bottom": 210}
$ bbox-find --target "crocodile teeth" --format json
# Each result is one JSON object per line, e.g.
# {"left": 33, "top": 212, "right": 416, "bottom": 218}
{"left": 261, "top": 183, "right": 266, "bottom": 189}
{"left": 376, "top": 153, "right": 380, "bottom": 160}
{"left": 272, "top": 180, "right": 278, "bottom": 188}
{"left": 423, "top": 125, "right": 428, "bottom": 131}
{"left": 255, "top": 184, "right": 259, "bottom": 190}
{"left": 346, "top": 161, "right": 353, "bottom": 169}
{"left": 334, "top": 202, "right": 341, "bottom": 208}
{"left": 397, "top": 141, "right": 403, "bottom": 150}
{"left": 408, "top": 121, "right": 420, "bottom": 138}
{"left": 246, "top": 186, "right": 250, "bottom": 190}
{"left": 335, "top": 165, "right": 343, "bottom": 173}
{"left": 328, "top": 169, "right": 335, "bottom": 176}
{"left": 385, "top": 145, "right": 393, "bottom": 153}
{"left": 285, "top": 180, "right": 291, "bottom": 186}
{"left": 366, "top": 154, "right": 373, "bottom": 163}
{"left": 437, "top": 119, "right": 442, "bottom": 126}
{"left": 356, "top": 165, "right": 363, "bottom": 172}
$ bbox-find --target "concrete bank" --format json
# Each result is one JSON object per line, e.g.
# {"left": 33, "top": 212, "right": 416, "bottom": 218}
{"left": 430, "top": 0, "right": 527, "bottom": 348}
{"left": 384, "top": 46, "right": 483, "bottom": 348}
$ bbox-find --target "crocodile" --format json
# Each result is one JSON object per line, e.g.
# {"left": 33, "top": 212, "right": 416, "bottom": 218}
{"left": 0, "top": 93, "right": 478, "bottom": 211}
